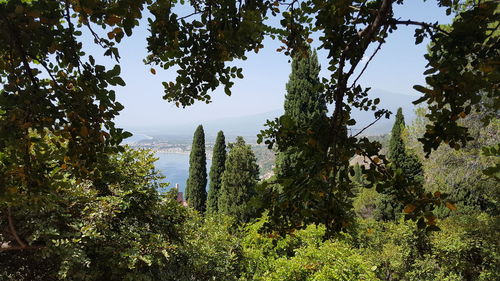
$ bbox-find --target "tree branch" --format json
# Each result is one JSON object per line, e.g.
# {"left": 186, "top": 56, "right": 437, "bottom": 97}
{"left": 352, "top": 113, "right": 385, "bottom": 138}
{"left": 0, "top": 243, "right": 42, "bottom": 252}
{"left": 390, "top": 19, "right": 451, "bottom": 36}
{"left": 349, "top": 26, "right": 387, "bottom": 90}
{"left": 7, "top": 207, "right": 27, "bottom": 248}
{"left": 331, "top": 0, "right": 393, "bottom": 147}
{"left": 85, "top": 21, "right": 106, "bottom": 48}
{"left": 3, "top": 18, "right": 40, "bottom": 90}
{"left": 178, "top": 11, "right": 203, "bottom": 21}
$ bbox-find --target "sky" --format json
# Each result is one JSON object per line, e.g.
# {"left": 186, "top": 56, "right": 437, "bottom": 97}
{"left": 82, "top": 1, "right": 452, "bottom": 134}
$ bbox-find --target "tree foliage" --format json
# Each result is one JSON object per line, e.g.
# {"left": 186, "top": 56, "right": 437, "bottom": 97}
{"left": 179, "top": 214, "right": 244, "bottom": 281}
{"left": 186, "top": 125, "right": 208, "bottom": 213}
{"left": 357, "top": 213, "right": 499, "bottom": 281}
{"left": 412, "top": 1, "right": 499, "bottom": 156}
{"left": 218, "top": 137, "right": 260, "bottom": 223}
{"left": 258, "top": 0, "right": 499, "bottom": 235}
{"left": 408, "top": 107, "right": 499, "bottom": 217}
{"left": 207, "top": 130, "right": 226, "bottom": 213}
{"left": 375, "top": 108, "right": 423, "bottom": 221}
{"left": 275, "top": 48, "right": 327, "bottom": 178}
{"left": 0, "top": 0, "right": 498, "bottom": 277}
{"left": 0, "top": 147, "right": 190, "bottom": 280}
{"left": 241, "top": 218, "right": 379, "bottom": 281}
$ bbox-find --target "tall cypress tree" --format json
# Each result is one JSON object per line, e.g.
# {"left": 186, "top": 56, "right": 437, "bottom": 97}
{"left": 375, "top": 108, "right": 423, "bottom": 221}
{"left": 388, "top": 108, "right": 408, "bottom": 169}
{"left": 185, "top": 125, "right": 208, "bottom": 213}
{"left": 206, "top": 131, "right": 226, "bottom": 213}
{"left": 276, "top": 48, "right": 327, "bottom": 178}
{"left": 388, "top": 108, "right": 423, "bottom": 183}
{"left": 283, "top": 49, "right": 326, "bottom": 125}
{"left": 218, "top": 137, "right": 260, "bottom": 223}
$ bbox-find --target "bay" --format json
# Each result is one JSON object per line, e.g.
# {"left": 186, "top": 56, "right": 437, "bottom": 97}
{"left": 154, "top": 152, "right": 211, "bottom": 193}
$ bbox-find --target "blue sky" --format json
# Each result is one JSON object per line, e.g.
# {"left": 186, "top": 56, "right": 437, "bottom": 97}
{"left": 83, "top": 1, "right": 452, "bottom": 132}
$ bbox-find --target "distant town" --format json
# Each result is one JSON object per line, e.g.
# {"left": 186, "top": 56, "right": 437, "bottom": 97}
{"left": 129, "top": 136, "right": 276, "bottom": 179}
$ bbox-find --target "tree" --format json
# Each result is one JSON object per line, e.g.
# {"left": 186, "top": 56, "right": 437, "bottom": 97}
{"left": 264, "top": 47, "right": 353, "bottom": 236}
{"left": 407, "top": 107, "right": 499, "bottom": 217}
{"left": 388, "top": 108, "right": 423, "bottom": 183}
{"left": 275, "top": 48, "right": 327, "bottom": 178}
{"left": 207, "top": 131, "right": 226, "bottom": 213}
{"left": 218, "top": 137, "right": 260, "bottom": 223}
{"left": 1, "top": 0, "right": 497, "bottom": 253}
{"left": 375, "top": 108, "right": 423, "bottom": 221}
{"left": 0, "top": 146, "right": 191, "bottom": 280}
{"left": 185, "top": 125, "right": 208, "bottom": 213}
{"left": 388, "top": 108, "right": 408, "bottom": 166}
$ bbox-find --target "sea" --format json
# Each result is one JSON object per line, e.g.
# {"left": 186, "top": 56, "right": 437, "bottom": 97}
{"left": 154, "top": 152, "right": 211, "bottom": 193}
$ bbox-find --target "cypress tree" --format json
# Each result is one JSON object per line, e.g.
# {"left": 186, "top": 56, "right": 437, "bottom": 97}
{"left": 388, "top": 108, "right": 407, "bottom": 165}
{"left": 206, "top": 131, "right": 226, "bottom": 213}
{"left": 218, "top": 137, "right": 260, "bottom": 223}
{"left": 185, "top": 125, "right": 208, "bottom": 213}
{"left": 276, "top": 48, "right": 327, "bottom": 177}
{"left": 375, "top": 108, "right": 423, "bottom": 221}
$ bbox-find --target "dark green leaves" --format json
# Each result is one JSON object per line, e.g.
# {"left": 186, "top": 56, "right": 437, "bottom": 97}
{"left": 146, "top": 0, "right": 272, "bottom": 106}
{"left": 414, "top": 2, "right": 499, "bottom": 156}
{"left": 185, "top": 125, "right": 208, "bottom": 213}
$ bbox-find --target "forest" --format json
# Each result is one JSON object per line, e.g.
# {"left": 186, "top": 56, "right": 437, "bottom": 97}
{"left": 0, "top": 0, "right": 498, "bottom": 280}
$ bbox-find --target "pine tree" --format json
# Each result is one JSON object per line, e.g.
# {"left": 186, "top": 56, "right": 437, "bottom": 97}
{"left": 276, "top": 48, "right": 327, "bottom": 177}
{"left": 185, "top": 125, "right": 208, "bottom": 213}
{"left": 206, "top": 131, "right": 226, "bottom": 213}
{"left": 218, "top": 137, "right": 260, "bottom": 223}
{"left": 375, "top": 108, "right": 423, "bottom": 221}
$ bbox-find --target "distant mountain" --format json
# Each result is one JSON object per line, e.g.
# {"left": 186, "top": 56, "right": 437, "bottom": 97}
{"left": 125, "top": 88, "right": 421, "bottom": 143}
{"left": 349, "top": 88, "right": 420, "bottom": 136}
{"left": 126, "top": 110, "right": 283, "bottom": 144}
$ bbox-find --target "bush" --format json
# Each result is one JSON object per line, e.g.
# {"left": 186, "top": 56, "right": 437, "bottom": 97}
{"left": 179, "top": 214, "right": 244, "bottom": 281}
{"left": 356, "top": 213, "right": 500, "bottom": 280}
{"left": 0, "top": 148, "right": 190, "bottom": 281}
{"left": 356, "top": 219, "right": 428, "bottom": 280}
{"left": 241, "top": 217, "right": 378, "bottom": 281}
{"left": 428, "top": 213, "right": 499, "bottom": 281}
{"left": 262, "top": 240, "right": 379, "bottom": 281}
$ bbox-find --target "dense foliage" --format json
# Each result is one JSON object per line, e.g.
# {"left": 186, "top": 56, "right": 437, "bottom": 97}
{"left": 270, "top": 49, "right": 336, "bottom": 231}
{"left": 408, "top": 107, "right": 499, "bottom": 217}
{"left": 0, "top": 147, "right": 190, "bottom": 280}
{"left": 0, "top": 0, "right": 498, "bottom": 280}
{"left": 241, "top": 218, "right": 380, "bottom": 281}
{"left": 207, "top": 130, "right": 227, "bottom": 214}
{"left": 218, "top": 137, "right": 260, "bottom": 223}
{"left": 276, "top": 48, "right": 327, "bottom": 178}
{"left": 356, "top": 213, "right": 499, "bottom": 281}
{"left": 0, "top": 0, "right": 496, "bottom": 238}
{"left": 185, "top": 125, "right": 208, "bottom": 213}
{"left": 375, "top": 108, "right": 423, "bottom": 221}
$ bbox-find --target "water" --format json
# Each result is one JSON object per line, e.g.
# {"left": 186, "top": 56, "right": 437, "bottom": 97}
{"left": 154, "top": 152, "right": 211, "bottom": 193}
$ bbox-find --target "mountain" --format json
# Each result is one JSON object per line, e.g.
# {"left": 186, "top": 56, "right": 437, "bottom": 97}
{"left": 125, "top": 88, "right": 421, "bottom": 143}
{"left": 349, "top": 88, "right": 419, "bottom": 136}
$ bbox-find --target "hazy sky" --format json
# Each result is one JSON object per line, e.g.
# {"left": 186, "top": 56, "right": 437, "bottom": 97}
{"left": 83, "top": 2, "right": 452, "bottom": 131}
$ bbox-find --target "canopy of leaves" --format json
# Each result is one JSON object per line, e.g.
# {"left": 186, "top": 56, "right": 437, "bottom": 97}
{"left": 0, "top": 1, "right": 498, "bottom": 276}
{"left": 0, "top": 146, "right": 190, "bottom": 280}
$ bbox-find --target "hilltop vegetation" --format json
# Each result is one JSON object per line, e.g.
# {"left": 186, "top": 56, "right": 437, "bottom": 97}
{"left": 0, "top": 0, "right": 498, "bottom": 280}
